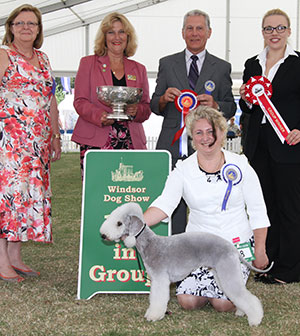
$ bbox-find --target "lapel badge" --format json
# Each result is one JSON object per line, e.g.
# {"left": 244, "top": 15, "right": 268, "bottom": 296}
{"left": 204, "top": 80, "right": 215, "bottom": 95}
{"left": 127, "top": 74, "right": 136, "bottom": 81}
{"left": 102, "top": 64, "right": 107, "bottom": 72}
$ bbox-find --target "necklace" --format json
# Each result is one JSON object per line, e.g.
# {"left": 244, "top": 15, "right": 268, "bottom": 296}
{"left": 12, "top": 43, "right": 35, "bottom": 60}
{"left": 198, "top": 152, "right": 224, "bottom": 174}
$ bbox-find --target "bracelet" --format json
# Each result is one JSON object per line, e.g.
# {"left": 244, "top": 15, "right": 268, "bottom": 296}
{"left": 52, "top": 133, "right": 61, "bottom": 140}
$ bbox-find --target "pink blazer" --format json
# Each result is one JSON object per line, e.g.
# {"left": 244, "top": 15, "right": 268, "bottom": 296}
{"left": 71, "top": 54, "right": 151, "bottom": 148}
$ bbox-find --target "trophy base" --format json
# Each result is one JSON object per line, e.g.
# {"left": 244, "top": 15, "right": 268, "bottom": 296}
{"left": 107, "top": 113, "right": 129, "bottom": 121}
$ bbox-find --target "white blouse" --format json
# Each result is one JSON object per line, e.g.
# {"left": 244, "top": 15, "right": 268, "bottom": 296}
{"left": 151, "top": 150, "right": 270, "bottom": 243}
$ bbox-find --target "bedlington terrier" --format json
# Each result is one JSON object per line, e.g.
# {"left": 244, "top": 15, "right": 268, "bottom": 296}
{"left": 100, "top": 202, "right": 272, "bottom": 326}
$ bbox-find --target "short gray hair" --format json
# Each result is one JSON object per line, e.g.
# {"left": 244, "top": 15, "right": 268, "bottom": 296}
{"left": 183, "top": 9, "right": 211, "bottom": 30}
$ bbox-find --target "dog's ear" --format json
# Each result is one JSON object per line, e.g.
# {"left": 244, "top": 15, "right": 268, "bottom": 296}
{"left": 123, "top": 215, "right": 144, "bottom": 248}
{"left": 123, "top": 214, "right": 131, "bottom": 226}
{"left": 124, "top": 235, "right": 136, "bottom": 248}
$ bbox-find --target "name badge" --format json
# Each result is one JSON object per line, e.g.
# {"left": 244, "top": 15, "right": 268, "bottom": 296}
{"left": 236, "top": 242, "right": 256, "bottom": 262}
{"left": 127, "top": 74, "right": 136, "bottom": 81}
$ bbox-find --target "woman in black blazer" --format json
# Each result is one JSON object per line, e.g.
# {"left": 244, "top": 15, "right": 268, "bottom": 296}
{"left": 239, "top": 8, "right": 300, "bottom": 284}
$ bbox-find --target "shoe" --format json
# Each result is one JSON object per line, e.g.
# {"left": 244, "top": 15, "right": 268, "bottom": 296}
{"left": 12, "top": 266, "right": 40, "bottom": 277}
{"left": 255, "top": 273, "right": 285, "bottom": 285}
{"left": 254, "top": 273, "right": 267, "bottom": 282}
{"left": 0, "top": 272, "right": 24, "bottom": 282}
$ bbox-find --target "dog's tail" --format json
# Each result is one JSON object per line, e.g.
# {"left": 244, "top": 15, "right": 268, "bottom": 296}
{"left": 239, "top": 254, "right": 274, "bottom": 273}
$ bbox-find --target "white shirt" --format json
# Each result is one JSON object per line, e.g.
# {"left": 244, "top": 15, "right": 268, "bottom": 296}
{"left": 256, "top": 44, "right": 298, "bottom": 123}
{"left": 185, "top": 49, "right": 206, "bottom": 76}
{"left": 151, "top": 150, "right": 270, "bottom": 243}
{"left": 257, "top": 44, "right": 298, "bottom": 82}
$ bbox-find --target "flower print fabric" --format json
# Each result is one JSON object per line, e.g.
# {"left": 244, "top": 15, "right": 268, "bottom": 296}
{"left": 102, "top": 121, "right": 134, "bottom": 149}
{"left": 0, "top": 46, "right": 54, "bottom": 242}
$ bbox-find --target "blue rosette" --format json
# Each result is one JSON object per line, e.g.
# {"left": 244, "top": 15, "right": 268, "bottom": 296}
{"left": 204, "top": 80, "right": 215, "bottom": 95}
{"left": 221, "top": 164, "right": 242, "bottom": 211}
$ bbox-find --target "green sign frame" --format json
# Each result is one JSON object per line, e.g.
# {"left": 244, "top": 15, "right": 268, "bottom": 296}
{"left": 77, "top": 150, "right": 171, "bottom": 299}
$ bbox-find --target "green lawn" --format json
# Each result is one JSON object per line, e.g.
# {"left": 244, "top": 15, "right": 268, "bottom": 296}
{"left": 0, "top": 153, "right": 299, "bottom": 336}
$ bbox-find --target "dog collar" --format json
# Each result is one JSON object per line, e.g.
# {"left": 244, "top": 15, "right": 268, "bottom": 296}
{"left": 135, "top": 223, "right": 147, "bottom": 239}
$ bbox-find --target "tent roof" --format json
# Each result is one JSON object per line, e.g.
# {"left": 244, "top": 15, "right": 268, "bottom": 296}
{"left": 1, "top": 0, "right": 300, "bottom": 80}
{"left": 0, "top": 0, "right": 167, "bottom": 37}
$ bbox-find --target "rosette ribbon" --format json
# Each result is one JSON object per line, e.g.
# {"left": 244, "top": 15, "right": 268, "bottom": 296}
{"left": 172, "top": 90, "right": 199, "bottom": 156}
{"left": 204, "top": 80, "right": 215, "bottom": 95}
{"left": 221, "top": 164, "right": 242, "bottom": 211}
{"left": 244, "top": 76, "right": 290, "bottom": 143}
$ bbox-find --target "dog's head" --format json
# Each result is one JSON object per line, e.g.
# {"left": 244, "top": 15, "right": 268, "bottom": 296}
{"left": 100, "top": 202, "right": 144, "bottom": 247}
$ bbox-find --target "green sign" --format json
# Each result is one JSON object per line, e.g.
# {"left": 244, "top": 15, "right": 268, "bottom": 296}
{"left": 77, "top": 150, "right": 171, "bottom": 299}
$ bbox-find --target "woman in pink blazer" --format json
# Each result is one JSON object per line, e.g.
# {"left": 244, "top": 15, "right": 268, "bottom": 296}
{"left": 72, "top": 12, "right": 151, "bottom": 174}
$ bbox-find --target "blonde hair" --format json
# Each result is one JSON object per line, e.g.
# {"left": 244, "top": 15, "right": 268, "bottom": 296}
{"left": 262, "top": 8, "right": 290, "bottom": 28}
{"left": 2, "top": 4, "right": 43, "bottom": 49}
{"left": 94, "top": 12, "right": 137, "bottom": 57}
{"left": 186, "top": 106, "right": 228, "bottom": 150}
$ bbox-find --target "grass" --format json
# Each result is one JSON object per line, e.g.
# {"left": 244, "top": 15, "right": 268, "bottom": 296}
{"left": 0, "top": 153, "right": 299, "bottom": 336}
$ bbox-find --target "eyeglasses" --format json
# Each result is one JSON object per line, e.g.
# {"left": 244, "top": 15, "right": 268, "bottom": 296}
{"left": 11, "top": 21, "right": 39, "bottom": 28}
{"left": 262, "top": 25, "right": 288, "bottom": 34}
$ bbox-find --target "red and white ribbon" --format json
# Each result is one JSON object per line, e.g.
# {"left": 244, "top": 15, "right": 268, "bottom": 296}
{"left": 172, "top": 90, "right": 199, "bottom": 156}
{"left": 245, "top": 76, "right": 289, "bottom": 143}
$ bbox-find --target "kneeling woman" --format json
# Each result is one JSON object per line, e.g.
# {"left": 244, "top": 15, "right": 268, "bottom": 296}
{"left": 144, "top": 106, "right": 270, "bottom": 312}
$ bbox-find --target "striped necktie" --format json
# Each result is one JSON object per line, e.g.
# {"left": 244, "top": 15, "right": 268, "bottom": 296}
{"left": 188, "top": 55, "right": 199, "bottom": 90}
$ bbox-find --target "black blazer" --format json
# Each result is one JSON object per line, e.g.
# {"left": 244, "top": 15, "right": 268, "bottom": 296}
{"left": 239, "top": 52, "right": 300, "bottom": 163}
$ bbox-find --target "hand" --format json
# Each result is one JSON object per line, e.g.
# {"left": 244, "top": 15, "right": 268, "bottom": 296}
{"left": 253, "top": 249, "right": 269, "bottom": 270}
{"left": 161, "top": 87, "right": 181, "bottom": 104}
{"left": 51, "top": 138, "right": 61, "bottom": 162}
{"left": 239, "top": 84, "right": 248, "bottom": 102}
{"left": 286, "top": 129, "right": 300, "bottom": 146}
{"left": 197, "top": 94, "right": 218, "bottom": 109}
{"left": 100, "top": 111, "right": 114, "bottom": 126}
{"left": 126, "top": 104, "right": 138, "bottom": 118}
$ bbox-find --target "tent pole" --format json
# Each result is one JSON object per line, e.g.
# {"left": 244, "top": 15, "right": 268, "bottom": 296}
{"left": 225, "top": 0, "right": 230, "bottom": 62}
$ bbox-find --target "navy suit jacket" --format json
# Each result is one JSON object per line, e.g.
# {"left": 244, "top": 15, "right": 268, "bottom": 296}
{"left": 239, "top": 52, "right": 300, "bottom": 163}
{"left": 150, "top": 50, "right": 236, "bottom": 163}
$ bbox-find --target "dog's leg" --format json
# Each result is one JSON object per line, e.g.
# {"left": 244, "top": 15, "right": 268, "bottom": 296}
{"left": 144, "top": 275, "right": 170, "bottom": 322}
{"left": 213, "top": 261, "right": 264, "bottom": 327}
{"left": 233, "top": 291, "right": 263, "bottom": 327}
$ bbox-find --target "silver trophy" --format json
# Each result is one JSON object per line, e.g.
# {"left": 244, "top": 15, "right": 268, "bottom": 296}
{"left": 97, "top": 86, "right": 143, "bottom": 120}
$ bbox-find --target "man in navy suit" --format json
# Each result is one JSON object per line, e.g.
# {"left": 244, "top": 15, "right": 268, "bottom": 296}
{"left": 150, "top": 9, "right": 236, "bottom": 234}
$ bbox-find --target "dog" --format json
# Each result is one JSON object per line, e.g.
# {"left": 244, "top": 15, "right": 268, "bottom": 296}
{"left": 100, "top": 202, "right": 273, "bottom": 326}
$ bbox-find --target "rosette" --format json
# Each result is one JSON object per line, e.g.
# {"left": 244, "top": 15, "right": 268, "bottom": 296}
{"left": 172, "top": 90, "right": 199, "bottom": 155}
{"left": 221, "top": 164, "right": 242, "bottom": 211}
{"left": 204, "top": 80, "right": 215, "bottom": 95}
{"left": 244, "top": 76, "right": 289, "bottom": 143}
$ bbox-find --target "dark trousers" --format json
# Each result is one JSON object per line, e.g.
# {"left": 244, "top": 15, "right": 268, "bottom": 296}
{"left": 170, "top": 156, "right": 188, "bottom": 235}
{"left": 250, "top": 127, "right": 300, "bottom": 283}
{"left": 171, "top": 198, "right": 187, "bottom": 235}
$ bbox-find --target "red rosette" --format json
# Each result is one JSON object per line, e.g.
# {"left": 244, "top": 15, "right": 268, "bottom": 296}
{"left": 245, "top": 76, "right": 290, "bottom": 143}
{"left": 174, "top": 89, "right": 199, "bottom": 113}
{"left": 244, "top": 76, "right": 273, "bottom": 105}
{"left": 172, "top": 90, "right": 199, "bottom": 146}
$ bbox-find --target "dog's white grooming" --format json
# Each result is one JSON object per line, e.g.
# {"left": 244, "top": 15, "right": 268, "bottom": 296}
{"left": 100, "top": 202, "right": 272, "bottom": 326}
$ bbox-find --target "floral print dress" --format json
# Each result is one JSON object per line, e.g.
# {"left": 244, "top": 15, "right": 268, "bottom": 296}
{"left": 0, "top": 45, "right": 54, "bottom": 242}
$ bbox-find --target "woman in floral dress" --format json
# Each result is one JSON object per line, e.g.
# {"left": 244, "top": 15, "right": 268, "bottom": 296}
{"left": 0, "top": 4, "right": 61, "bottom": 282}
